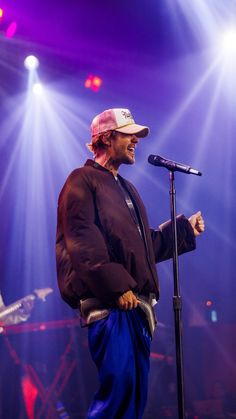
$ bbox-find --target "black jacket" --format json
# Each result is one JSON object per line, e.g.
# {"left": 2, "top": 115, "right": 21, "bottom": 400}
{"left": 56, "top": 160, "right": 196, "bottom": 308}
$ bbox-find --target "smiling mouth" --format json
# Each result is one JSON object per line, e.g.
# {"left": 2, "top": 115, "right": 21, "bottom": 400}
{"left": 127, "top": 146, "right": 135, "bottom": 154}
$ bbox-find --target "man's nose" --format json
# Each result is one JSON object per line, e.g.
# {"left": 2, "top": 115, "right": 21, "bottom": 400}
{"left": 131, "top": 135, "right": 139, "bottom": 143}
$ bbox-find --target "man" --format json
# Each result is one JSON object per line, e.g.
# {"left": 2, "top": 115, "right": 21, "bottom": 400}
{"left": 56, "top": 108, "right": 204, "bottom": 418}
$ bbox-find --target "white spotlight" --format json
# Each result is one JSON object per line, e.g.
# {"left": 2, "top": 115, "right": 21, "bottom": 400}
{"left": 24, "top": 55, "right": 39, "bottom": 71}
{"left": 221, "top": 29, "right": 236, "bottom": 55}
{"left": 32, "top": 82, "right": 43, "bottom": 95}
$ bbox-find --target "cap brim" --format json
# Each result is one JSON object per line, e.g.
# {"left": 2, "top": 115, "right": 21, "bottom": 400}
{"left": 115, "top": 124, "right": 150, "bottom": 138}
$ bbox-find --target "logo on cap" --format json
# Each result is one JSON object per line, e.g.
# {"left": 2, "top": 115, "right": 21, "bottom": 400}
{"left": 121, "top": 110, "right": 133, "bottom": 120}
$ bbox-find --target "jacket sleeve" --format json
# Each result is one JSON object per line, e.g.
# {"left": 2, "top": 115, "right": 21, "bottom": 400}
{"left": 150, "top": 214, "right": 196, "bottom": 263}
{"left": 56, "top": 171, "right": 137, "bottom": 305}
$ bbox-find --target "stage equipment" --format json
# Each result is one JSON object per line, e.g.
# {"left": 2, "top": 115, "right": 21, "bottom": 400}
{"left": 148, "top": 154, "right": 202, "bottom": 419}
{"left": 148, "top": 154, "right": 202, "bottom": 176}
{"left": 1, "top": 318, "right": 80, "bottom": 418}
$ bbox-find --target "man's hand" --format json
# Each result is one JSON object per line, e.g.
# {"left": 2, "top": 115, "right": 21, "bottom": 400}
{"left": 188, "top": 211, "right": 205, "bottom": 237}
{"left": 117, "top": 290, "right": 139, "bottom": 310}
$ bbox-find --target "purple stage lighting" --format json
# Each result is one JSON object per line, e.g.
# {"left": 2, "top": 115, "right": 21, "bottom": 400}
{"left": 24, "top": 55, "right": 39, "bottom": 71}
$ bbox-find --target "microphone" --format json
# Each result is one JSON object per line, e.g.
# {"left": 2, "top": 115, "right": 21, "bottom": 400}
{"left": 148, "top": 154, "right": 202, "bottom": 176}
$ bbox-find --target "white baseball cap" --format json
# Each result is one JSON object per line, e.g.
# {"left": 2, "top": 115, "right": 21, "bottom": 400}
{"left": 90, "top": 108, "right": 150, "bottom": 141}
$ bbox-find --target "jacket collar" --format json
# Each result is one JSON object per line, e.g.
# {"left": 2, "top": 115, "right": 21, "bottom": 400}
{"left": 84, "top": 159, "right": 110, "bottom": 173}
{"left": 85, "top": 159, "right": 129, "bottom": 184}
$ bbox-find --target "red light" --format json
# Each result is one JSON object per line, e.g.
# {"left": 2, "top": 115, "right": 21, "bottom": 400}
{"left": 21, "top": 375, "right": 39, "bottom": 418}
{"left": 84, "top": 78, "right": 92, "bottom": 88}
{"left": 93, "top": 77, "right": 102, "bottom": 87}
{"left": 206, "top": 300, "right": 212, "bottom": 307}
{"left": 84, "top": 74, "right": 103, "bottom": 92}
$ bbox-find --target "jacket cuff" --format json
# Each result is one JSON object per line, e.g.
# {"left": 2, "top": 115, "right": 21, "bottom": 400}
{"left": 160, "top": 214, "right": 196, "bottom": 255}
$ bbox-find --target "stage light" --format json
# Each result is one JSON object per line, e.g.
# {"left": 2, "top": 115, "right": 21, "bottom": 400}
{"left": 84, "top": 74, "right": 103, "bottom": 92}
{"left": 211, "top": 310, "right": 218, "bottom": 323}
{"left": 92, "top": 76, "right": 102, "bottom": 88}
{"left": 24, "top": 55, "right": 39, "bottom": 71}
{"left": 84, "top": 78, "right": 92, "bottom": 88}
{"left": 32, "top": 83, "right": 43, "bottom": 95}
{"left": 5, "top": 21, "right": 17, "bottom": 38}
{"left": 206, "top": 300, "right": 212, "bottom": 307}
{"left": 0, "top": 8, "right": 4, "bottom": 19}
{"left": 221, "top": 29, "right": 236, "bottom": 55}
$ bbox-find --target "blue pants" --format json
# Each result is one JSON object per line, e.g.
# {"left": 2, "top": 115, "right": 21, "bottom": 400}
{"left": 87, "top": 307, "right": 152, "bottom": 419}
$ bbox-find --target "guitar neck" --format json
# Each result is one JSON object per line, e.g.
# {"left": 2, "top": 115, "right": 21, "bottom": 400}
{"left": 0, "top": 294, "right": 35, "bottom": 319}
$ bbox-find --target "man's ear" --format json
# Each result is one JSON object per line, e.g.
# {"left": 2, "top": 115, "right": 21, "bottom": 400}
{"left": 101, "top": 131, "right": 112, "bottom": 147}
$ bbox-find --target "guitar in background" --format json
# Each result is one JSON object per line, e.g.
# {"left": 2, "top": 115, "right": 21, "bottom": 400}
{"left": 0, "top": 288, "right": 53, "bottom": 328}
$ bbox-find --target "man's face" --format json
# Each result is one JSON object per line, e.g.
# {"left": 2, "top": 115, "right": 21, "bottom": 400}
{"left": 109, "top": 132, "right": 139, "bottom": 165}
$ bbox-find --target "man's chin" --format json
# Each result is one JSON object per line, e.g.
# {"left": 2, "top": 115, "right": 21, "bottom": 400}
{"left": 124, "top": 160, "right": 135, "bottom": 166}
{"left": 123, "top": 156, "right": 135, "bottom": 165}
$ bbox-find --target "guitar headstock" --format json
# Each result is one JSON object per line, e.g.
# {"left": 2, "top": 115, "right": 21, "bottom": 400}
{"left": 34, "top": 288, "right": 53, "bottom": 302}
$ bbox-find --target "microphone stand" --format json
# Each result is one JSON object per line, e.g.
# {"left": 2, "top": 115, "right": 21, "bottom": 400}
{"left": 169, "top": 170, "right": 185, "bottom": 419}
{"left": 148, "top": 153, "right": 201, "bottom": 417}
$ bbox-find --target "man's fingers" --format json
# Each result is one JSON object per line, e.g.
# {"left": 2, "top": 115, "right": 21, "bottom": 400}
{"left": 189, "top": 211, "right": 205, "bottom": 236}
{"left": 197, "top": 217, "right": 205, "bottom": 231}
{"left": 133, "top": 299, "right": 139, "bottom": 309}
{"left": 119, "top": 301, "right": 132, "bottom": 310}
{"left": 117, "top": 291, "right": 139, "bottom": 310}
{"left": 126, "top": 300, "right": 132, "bottom": 310}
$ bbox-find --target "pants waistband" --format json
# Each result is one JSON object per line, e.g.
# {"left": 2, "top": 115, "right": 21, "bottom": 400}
{"left": 79, "top": 293, "right": 157, "bottom": 336}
